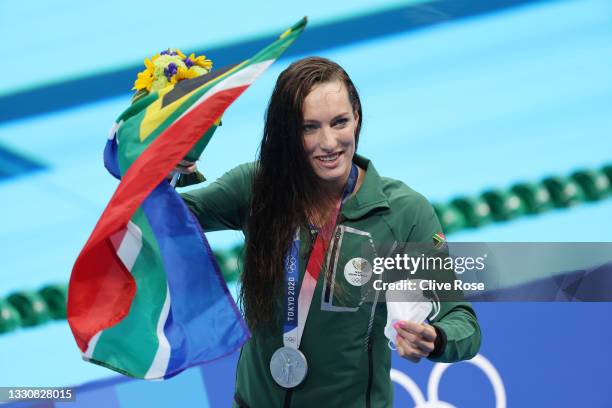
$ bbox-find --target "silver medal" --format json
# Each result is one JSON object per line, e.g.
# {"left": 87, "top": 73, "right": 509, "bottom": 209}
{"left": 269, "top": 346, "right": 308, "bottom": 388}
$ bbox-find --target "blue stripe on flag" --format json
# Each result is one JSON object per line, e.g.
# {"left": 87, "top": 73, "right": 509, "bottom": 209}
{"left": 141, "top": 182, "right": 250, "bottom": 378}
{"left": 103, "top": 138, "right": 121, "bottom": 180}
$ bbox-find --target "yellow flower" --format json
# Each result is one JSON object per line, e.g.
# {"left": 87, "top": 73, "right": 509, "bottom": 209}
{"left": 132, "top": 51, "right": 213, "bottom": 92}
{"left": 132, "top": 57, "right": 157, "bottom": 91}
{"left": 133, "top": 69, "right": 154, "bottom": 91}
{"left": 188, "top": 53, "right": 212, "bottom": 71}
{"left": 145, "top": 54, "right": 159, "bottom": 74}
{"left": 176, "top": 66, "right": 202, "bottom": 81}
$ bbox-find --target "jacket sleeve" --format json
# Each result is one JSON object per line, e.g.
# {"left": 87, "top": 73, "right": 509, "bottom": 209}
{"left": 179, "top": 162, "right": 254, "bottom": 232}
{"left": 175, "top": 169, "right": 207, "bottom": 187}
{"left": 408, "top": 195, "right": 482, "bottom": 363}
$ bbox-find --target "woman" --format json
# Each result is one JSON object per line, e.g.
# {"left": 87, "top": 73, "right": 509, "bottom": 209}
{"left": 178, "top": 57, "right": 481, "bottom": 407}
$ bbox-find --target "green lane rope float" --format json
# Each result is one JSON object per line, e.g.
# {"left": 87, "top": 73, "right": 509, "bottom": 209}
{"left": 0, "top": 284, "right": 69, "bottom": 334}
{"left": 570, "top": 170, "right": 610, "bottom": 201}
{"left": 481, "top": 189, "right": 526, "bottom": 222}
{"left": 39, "top": 285, "right": 68, "bottom": 319}
{"left": 450, "top": 196, "right": 493, "bottom": 228}
{"left": 0, "top": 299, "right": 22, "bottom": 334}
{"left": 1, "top": 162, "right": 610, "bottom": 334}
{"left": 541, "top": 176, "right": 586, "bottom": 208}
{"left": 214, "top": 244, "right": 244, "bottom": 283}
{"left": 432, "top": 203, "right": 467, "bottom": 234}
{"left": 436, "top": 163, "right": 610, "bottom": 232}
{"left": 509, "top": 182, "right": 553, "bottom": 214}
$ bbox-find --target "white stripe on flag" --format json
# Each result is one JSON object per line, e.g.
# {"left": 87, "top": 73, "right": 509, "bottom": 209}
{"left": 136, "top": 61, "right": 274, "bottom": 380}
{"left": 116, "top": 221, "right": 143, "bottom": 271}
{"left": 108, "top": 120, "right": 123, "bottom": 141}
{"left": 178, "top": 60, "right": 274, "bottom": 121}
{"left": 82, "top": 221, "right": 143, "bottom": 360}
{"left": 145, "top": 285, "right": 172, "bottom": 379}
{"left": 83, "top": 331, "right": 102, "bottom": 360}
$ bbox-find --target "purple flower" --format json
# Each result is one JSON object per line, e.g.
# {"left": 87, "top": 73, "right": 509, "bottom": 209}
{"left": 184, "top": 58, "right": 194, "bottom": 68}
{"left": 164, "top": 63, "right": 178, "bottom": 80}
{"left": 160, "top": 49, "right": 177, "bottom": 56}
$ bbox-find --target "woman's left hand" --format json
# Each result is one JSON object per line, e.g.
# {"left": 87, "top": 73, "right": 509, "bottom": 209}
{"left": 394, "top": 321, "right": 437, "bottom": 363}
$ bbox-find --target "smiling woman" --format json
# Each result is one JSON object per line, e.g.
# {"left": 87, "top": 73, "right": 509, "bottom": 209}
{"left": 179, "top": 56, "right": 481, "bottom": 408}
{"left": 302, "top": 80, "right": 360, "bottom": 195}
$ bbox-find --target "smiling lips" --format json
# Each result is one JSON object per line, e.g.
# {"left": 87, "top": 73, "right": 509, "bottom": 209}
{"left": 315, "top": 151, "right": 342, "bottom": 164}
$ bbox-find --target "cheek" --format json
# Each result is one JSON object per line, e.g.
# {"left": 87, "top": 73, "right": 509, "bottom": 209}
{"left": 302, "top": 135, "right": 316, "bottom": 154}
{"left": 340, "top": 126, "right": 356, "bottom": 147}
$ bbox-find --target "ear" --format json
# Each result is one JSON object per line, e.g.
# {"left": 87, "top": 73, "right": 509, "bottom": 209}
{"left": 353, "top": 109, "right": 360, "bottom": 124}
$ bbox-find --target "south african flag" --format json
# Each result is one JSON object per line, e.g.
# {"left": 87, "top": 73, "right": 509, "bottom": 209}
{"left": 433, "top": 232, "right": 447, "bottom": 249}
{"left": 67, "top": 18, "right": 307, "bottom": 379}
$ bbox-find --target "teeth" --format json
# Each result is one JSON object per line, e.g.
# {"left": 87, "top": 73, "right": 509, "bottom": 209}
{"left": 318, "top": 153, "right": 339, "bottom": 162}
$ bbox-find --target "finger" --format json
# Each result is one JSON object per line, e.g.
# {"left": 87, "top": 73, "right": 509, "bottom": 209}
{"left": 175, "top": 164, "right": 197, "bottom": 174}
{"left": 396, "top": 335, "right": 427, "bottom": 361}
{"left": 399, "top": 321, "right": 436, "bottom": 342}
{"left": 395, "top": 341, "right": 415, "bottom": 363}
{"left": 396, "top": 337, "right": 404, "bottom": 357}
{"left": 177, "top": 163, "right": 196, "bottom": 171}
{"left": 395, "top": 326, "right": 419, "bottom": 343}
{"left": 396, "top": 340, "right": 418, "bottom": 362}
{"left": 396, "top": 329, "right": 434, "bottom": 355}
{"left": 399, "top": 321, "right": 425, "bottom": 336}
{"left": 420, "top": 324, "right": 437, "bottom": 342}
{"left": 396, "top": 324, "right": 431, "bottom": 344}
{"left": 404, "top": 353, "right": 420, "bottom": 363}
{"left": 414, "top": 339, "right": 435, "bottom": 355}
{"left": 400, "top": 345, "right": 423, "bottom": 363}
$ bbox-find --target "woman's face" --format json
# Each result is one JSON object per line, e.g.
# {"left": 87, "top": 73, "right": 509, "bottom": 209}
{"left": 302, "top": 80, "right": 359, "bottom": 191}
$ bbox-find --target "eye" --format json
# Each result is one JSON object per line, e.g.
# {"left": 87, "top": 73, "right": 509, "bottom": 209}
{"left": 303, "top": 124, "right": 317, "bottom": 133}
{"left": 333, "top": 118, "right": 349, "bottom": 127}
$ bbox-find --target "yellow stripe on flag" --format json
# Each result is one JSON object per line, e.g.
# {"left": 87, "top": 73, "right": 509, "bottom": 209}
{"left": 140, "top": 60, "right": 250, "bottom": 142}
{"left": 140, "top": 86, "right": 182, "bottom": 142}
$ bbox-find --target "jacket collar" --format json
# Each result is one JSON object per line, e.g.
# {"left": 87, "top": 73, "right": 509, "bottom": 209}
{"left": 342, "top": 153, "right": 390, "bottom": 220}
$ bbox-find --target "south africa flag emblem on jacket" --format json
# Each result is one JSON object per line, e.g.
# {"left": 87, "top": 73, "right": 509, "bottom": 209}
{"left": 433, "top": 232, "right": 447, "bottom": 249}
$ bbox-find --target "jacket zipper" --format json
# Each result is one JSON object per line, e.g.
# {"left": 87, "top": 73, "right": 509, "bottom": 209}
{"left": 324, "top": 227, "right": 342, "bottom": 303}
{"left": 366, "top": 337, "right": 373, "bottom": 408}
{"left": 284, "top": 389, "right": 293, "bottom": 408}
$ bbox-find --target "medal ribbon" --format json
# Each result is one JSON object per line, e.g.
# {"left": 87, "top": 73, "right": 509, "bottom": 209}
{"left": 283, "top": 163, "right": 358, "bottom": 349}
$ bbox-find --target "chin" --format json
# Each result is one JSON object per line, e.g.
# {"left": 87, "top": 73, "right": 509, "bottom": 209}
{"left": 309, "top": 152, "right": 353, "bottom": 184}
{"left": 312, "top": 165, "right": 350, "bottom": 184}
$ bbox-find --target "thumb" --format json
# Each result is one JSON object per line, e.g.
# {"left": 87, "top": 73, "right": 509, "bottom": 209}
{"left": 396, "top": 335, "right": 404, "bottom": 356}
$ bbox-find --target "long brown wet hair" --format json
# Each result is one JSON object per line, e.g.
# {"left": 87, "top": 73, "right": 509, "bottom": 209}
{"left": 240, "top": 56, "right": 363, "bottom": 331}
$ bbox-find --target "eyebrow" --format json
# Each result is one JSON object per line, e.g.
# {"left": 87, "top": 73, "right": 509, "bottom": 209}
{"left": 303, "top": 112, "right": 350, "bottom": 123}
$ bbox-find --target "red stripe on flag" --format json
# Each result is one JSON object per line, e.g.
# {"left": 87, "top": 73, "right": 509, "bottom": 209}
{"left": 109, "top": 227, "right": 128, "bottom": 252}
{"left": 68, "top": 239, "right": 136, "bottom": 351}
{"left": 68, "top": 85, "right": 249, "bottom": 351}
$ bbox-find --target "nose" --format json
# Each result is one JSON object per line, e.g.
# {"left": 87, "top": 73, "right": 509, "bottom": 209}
{"left": 318, "top": 126, "right": 337, "bottom": 151}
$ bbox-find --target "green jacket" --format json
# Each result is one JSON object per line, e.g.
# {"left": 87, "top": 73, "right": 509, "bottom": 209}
{"left": 181, "top": 153, "right": 481, "bottom": 408}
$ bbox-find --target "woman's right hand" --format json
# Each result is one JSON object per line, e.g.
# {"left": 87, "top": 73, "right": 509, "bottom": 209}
{"left": 167, "top": 160, "right": 198, "bottom": 180}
